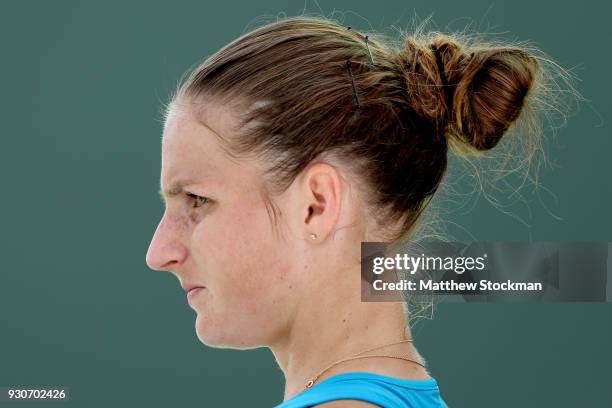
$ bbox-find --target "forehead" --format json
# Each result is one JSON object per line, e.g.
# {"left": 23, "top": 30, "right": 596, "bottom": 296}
{"left": 161, "top": 103, "right": 232, "bottom": 179}
{"left": 163, "top": 102, "right": 229, "bottom": 156}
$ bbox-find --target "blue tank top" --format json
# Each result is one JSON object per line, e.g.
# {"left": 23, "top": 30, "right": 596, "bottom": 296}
{"left": 274, "top": 371, "right": 449, "bottom": 408}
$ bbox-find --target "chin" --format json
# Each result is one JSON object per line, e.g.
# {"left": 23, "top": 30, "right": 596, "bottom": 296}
{"left": 194, "top": 313, "right": 260, "bottom": 350}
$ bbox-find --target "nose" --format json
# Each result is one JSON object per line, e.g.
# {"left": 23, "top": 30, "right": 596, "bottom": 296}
{"left": 145, "top": 213, "right": 188, "bottom": 273}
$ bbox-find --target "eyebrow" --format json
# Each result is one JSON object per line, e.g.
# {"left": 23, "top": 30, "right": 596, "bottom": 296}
{"left": 158, "top": 179, "right": 198, "bottom": 203}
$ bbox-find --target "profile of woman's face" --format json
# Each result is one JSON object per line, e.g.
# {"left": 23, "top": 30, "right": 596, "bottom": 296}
{"left": 146, "top": 102, "right": 300, "bottom": 349}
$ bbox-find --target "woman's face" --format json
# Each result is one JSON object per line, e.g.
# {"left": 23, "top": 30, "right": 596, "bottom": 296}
{"left": 146, "top": 101, "right": 300, "bottom": 349}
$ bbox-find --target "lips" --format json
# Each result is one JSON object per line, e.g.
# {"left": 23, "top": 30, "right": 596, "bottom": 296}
{"left": 187, "top": 286, "right": 204, "bottom": 294}
{"left": 181, "top": 283, "right": 205, "bottom": 293}
{"left": 186, "top": 286, "right": 205, "bottom": 304}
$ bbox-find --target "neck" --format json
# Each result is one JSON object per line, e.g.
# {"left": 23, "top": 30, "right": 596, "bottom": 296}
{"left": 268, "top": 260, "right": 418, "bottom": 402}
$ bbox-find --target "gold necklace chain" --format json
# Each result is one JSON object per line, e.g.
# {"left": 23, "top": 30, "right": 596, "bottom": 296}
{"left": 304, "top": 338, "right": 425, "bottom": 390}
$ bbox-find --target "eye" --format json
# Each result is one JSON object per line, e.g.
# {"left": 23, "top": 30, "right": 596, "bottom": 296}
{"left": 186, "top": 193, "right": 209, "bottom": 208}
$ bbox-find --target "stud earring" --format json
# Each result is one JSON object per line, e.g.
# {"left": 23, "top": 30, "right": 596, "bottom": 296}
{"left": 309, "top": 233, "right": 318, "bottom": 240}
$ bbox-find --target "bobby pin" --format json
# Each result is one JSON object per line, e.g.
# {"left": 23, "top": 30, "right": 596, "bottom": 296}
{"left": 346, "top": 26, "right": 374, "bottom": 64}
{"left": 346, "top": 59, "right": 361, "bottom": 109}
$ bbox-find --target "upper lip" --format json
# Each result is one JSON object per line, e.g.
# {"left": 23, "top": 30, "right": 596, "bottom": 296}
{"left": 181, "top": 283, "right": 205, "bottom": 293}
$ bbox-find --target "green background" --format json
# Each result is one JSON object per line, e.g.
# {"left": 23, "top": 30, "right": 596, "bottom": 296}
{"left": 1, "top": 0, "right": 610, "bottom": 406}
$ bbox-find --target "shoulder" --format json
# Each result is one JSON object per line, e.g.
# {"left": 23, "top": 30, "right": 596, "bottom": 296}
{"left": 313, "top": 401, "right": 381, "bottom": 407}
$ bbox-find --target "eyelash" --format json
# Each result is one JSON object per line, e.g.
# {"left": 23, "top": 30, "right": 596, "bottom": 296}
{"left": 186, "top": 193, "right": 209, "bottom": 209}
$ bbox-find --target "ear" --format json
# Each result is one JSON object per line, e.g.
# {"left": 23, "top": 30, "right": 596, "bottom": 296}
{"left": 300, "top": 162, "right": 342, "bottom": 242}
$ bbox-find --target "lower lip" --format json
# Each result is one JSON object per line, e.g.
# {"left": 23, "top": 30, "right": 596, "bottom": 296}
{"left": 187, "top": 287, "right": 205, "bottom": 302}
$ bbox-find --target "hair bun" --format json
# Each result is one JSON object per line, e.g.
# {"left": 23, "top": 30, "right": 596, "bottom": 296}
{"left": 429, "top": 41, "right": 459, "bottom": 127}
{"left": 398, "top": 36, "right": 540, "bottom": 152}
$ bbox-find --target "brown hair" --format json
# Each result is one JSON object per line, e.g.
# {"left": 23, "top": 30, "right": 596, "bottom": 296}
{"left": 169, "top": 15, "right": 578, "bottom": 243}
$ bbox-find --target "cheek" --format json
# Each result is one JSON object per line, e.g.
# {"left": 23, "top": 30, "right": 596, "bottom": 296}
{"left": 192, "top": 198, "right": 294, "bottom": 314}
{"left": 191, "top": 202, "right": 297, "bottom": 346}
